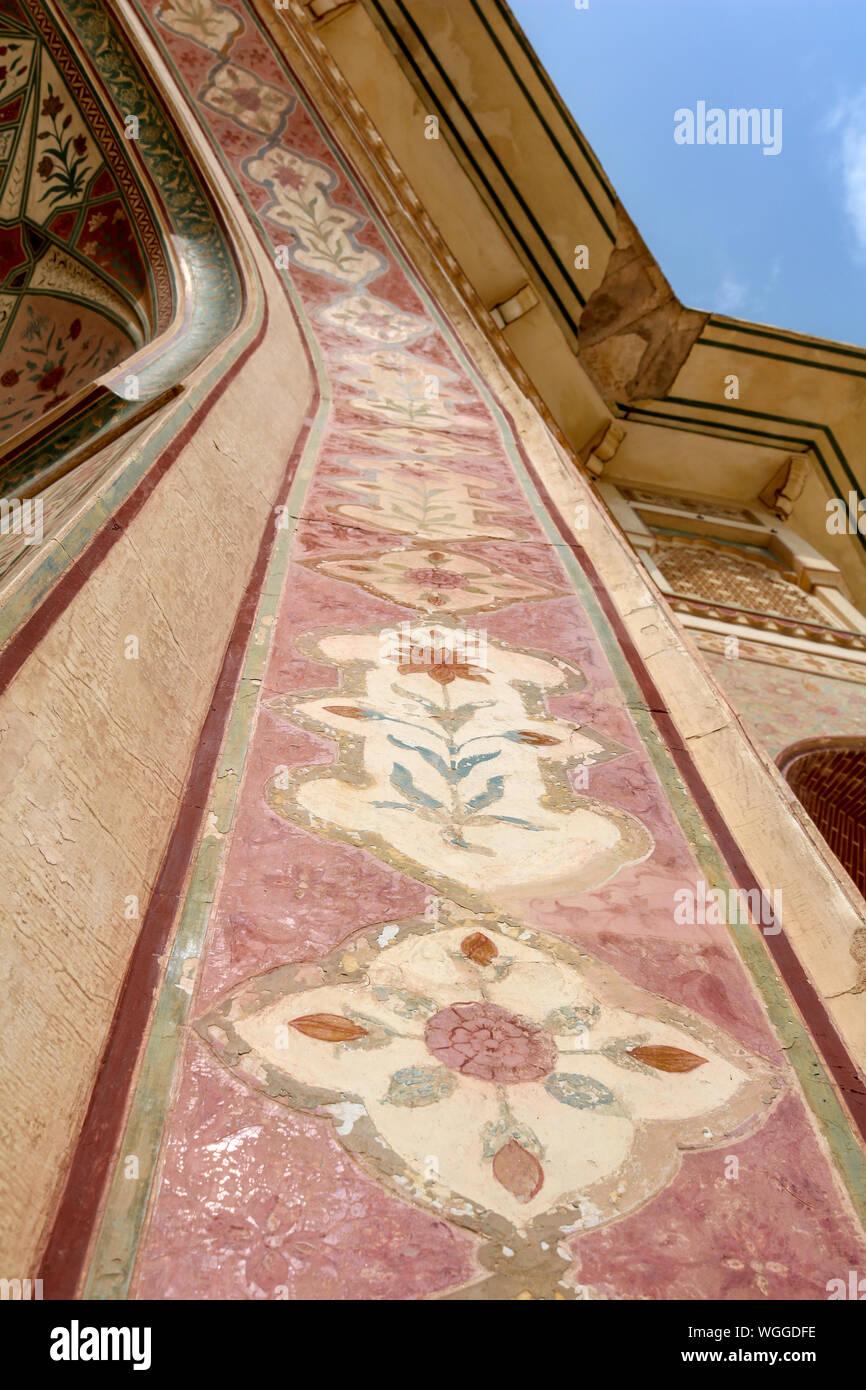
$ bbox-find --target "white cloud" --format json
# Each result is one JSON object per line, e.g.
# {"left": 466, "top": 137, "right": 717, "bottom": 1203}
{"left": 826, "top": 92, "right": 866, "bottom": 256}
{"left": 716, "top": 276, "right": 748, "bottom": 315}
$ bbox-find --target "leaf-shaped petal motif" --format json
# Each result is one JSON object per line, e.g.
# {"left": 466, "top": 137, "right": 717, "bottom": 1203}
{"left": 505, "top": 730, "right": 562, "bottom": 747}
{"left": 289, "top": 1014, "right": 369, "bottom": 1042}
{"left": 628, "top": 1045, "right": 708, "bottom": 1073}
{"left": 544, "top": 1072, "right": 615, "bottom": 1109}
{"left": 464, "top": 775, "right": 505, "bottom": 814}
{"left": 322, "top": 704, "right": 379, "bottom": 720}
{"left": 385, "top": 1065, "right": 456, "bottom": 1108}
{"left": 390, "top": 762, "right": 445, "bottom": 810}
{"left": 454, "top": 749, "right": 500, "bottom": 779}
{"left": 461, "top": 932, "right": 498, "bottom": 965}
{"left": 387, "top": 734, "right": 450, "bottom": 779}
{"left": 492, "top": 1140, "right": 543, "bottom": 1203}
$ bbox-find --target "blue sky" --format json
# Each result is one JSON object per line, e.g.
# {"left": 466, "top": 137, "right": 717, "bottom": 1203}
{"left": 510, "top": 0, "right": 866, "bottom": 347}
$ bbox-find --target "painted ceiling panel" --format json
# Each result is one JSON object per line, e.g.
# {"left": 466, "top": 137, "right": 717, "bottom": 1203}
{"left": 0, "top": 1, "right": 163, "bottom": 447}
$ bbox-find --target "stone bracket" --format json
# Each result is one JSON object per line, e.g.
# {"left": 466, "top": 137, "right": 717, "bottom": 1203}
{"left": 489, "top": 282, "right": 539, "bottom": 330}
{"left": 759, "top": 452, "right": 812, "bottom": 519}
{"left": 583, "top": 418, "right": 626, "bottom": 478}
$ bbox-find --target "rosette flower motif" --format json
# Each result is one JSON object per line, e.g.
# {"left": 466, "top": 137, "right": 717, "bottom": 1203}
{"left": 198, "top": 916, "right": 780, "bottom": 1242}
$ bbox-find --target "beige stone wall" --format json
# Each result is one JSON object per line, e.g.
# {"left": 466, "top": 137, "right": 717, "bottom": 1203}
{"left": 0, "top": 151, "right": 314, "bottom": 1274}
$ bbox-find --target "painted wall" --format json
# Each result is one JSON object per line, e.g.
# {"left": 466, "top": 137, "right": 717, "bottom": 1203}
{"left": 704, "top": 649, "right": 866, "bottom": 761}
{"left": 1, "top": 0, "right": 864, "bottom": 1300}
{"left": 0, "top": 4, "right": 165, "bottom": 446}
{"left": 36, "top": 0, "right": 866, "bottom": 1301}
{"left": 0, "top": 0, "right": 314, "bottom": 1272}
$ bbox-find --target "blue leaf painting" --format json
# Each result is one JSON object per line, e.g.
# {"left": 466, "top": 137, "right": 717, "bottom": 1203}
{"left": 387, "top": 734, "right": 451, "bottom": 779}
{"left": 454, "top": 749, "right": 500, "bottom": 779}
{"left": 390, "top": 763, "right": 445, "bottom": 810}
{"left": 464, "top": 775, "right": 505, "bottom": 814}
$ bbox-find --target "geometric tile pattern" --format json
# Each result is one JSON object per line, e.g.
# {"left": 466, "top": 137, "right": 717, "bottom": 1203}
{"left": 654, "top": 537, "right": 832, "bottom": 624}
{"left": 625, "top": 488, "right": 760, "bottom": 524}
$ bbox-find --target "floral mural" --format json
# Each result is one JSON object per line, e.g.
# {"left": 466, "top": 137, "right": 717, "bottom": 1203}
{"left": 301, "top": 546, "right": 565, "bottom": 614}
{"left": 0, "top": 3, "right": 161, "bottom": 449}
{"left": 69, "top": 0, "right": 866, "bottom": 1303}
{"left": 264, "top": 623, "right": 652, "bottom": 902}
{"left": 199, "top": 912, "right": 779, "bottom": 1289}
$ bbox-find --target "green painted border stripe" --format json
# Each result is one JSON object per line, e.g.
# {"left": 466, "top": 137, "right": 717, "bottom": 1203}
{"left": 469, "top": 0, "right": 616, "bottom": 242}
{"left": 368, "top": 0, "right": 587, "bottom": 326}
{"left": 635, "top": 392, "right": 866, "bottom": 561}
{"left": 701, "top": 335, "right": 866, "bottom": 382}
{"left": 391, "top": 0, "right": 589, "bottom": 309}
{"left": 622, "top": 403, "right": 810, "bottom": 451}
{"left": 708, "top": 315, "right": 866, "bottom": 362}
{"left": 621, "top": 401, "right": 866, "bottom": 561}
{"left": 664, "top": 393, "right": 865, "bottom": 508}
{"left": 493, "top": 0, "right": 616, "bottom": 204}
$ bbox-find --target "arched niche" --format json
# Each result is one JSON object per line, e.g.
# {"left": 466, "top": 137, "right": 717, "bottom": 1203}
{"left": 0, "top": 0, "right": 242, "bottom": 589}
{"left": 778, "top": 737, "right": 866, "bottom": 898}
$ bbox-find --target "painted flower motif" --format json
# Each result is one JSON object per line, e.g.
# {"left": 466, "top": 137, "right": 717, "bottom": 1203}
{"left": 203, "top": 63, "right": 292, "bottom": 136}
{"left": 200, "top": 918, "right": 779, "bottom": 1233}
{"left": 232, "top": 87, "right": 261, "bottom": 112}
{"left": 1, "top": 369, "right": 19, "bottom": 388}
{"left": 318, "top": 293, "right": 431, "bottom": 344}
{"left": 37, "top": 364, "right": 65, "bottom": 394}
{"left": 159, "top": 0, "right": 244, "bottom": 54}
{"left": 273, "top": 164, "right": 305, "bottom": 191}
{"left": 266, "top": 626, "right": 650, "bottom": 893}
{"left": 425, "top": 1001, "right": 557, "bottom": 1082}
{"left": 35, "top": 86, "right": 95, "bottom": 207}
{"left": 327, "top": 459, "right": 520, "bottom": 540}
{"left": 246, "top": 144, "right": 385, "bottom": 284}
{"left": 396, "top": 657, "right": 488, "bottom": 686}
{"left": 304, "top": 546, "right": 564, "bottom": 616}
